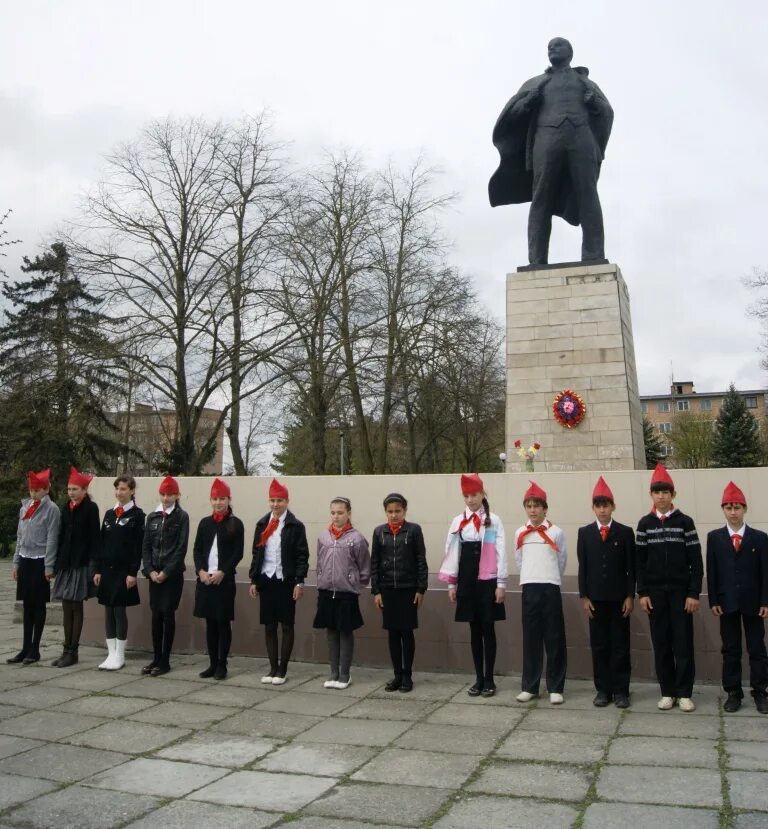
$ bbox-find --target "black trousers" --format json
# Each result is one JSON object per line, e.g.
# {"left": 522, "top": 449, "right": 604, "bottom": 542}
{"left": 720, "top": 611, "right": 768, "bottom": 698}
{"left": 521, "top": 583, "right": 566, "bottom": 694}
{"left": 589, "top": 600, "right": 631, "bottom": 695}
{"left": 648, "top": 589, "right": 695, "bottom": 698}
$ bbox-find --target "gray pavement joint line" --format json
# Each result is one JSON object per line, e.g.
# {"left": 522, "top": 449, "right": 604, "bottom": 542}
{"left": 716, "top": 700, "right": 734, "bottom": 829}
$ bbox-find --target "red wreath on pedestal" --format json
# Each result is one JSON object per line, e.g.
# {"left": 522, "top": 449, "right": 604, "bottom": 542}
{"left": 552, "top": 389, "right": 587, "bottom": 428}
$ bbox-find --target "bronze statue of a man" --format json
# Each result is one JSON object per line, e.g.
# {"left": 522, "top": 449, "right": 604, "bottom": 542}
{"left": 489, "top": 37, "right": 613, "bottom": 265}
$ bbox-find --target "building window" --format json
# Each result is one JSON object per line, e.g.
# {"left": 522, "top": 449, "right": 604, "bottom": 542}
{"left": 658, "top": 422, "right": 672, "bottom": 434}
{"left": 659, "top": 443, "right": 673, "bottom": 457}
{"left": 640, "top": 401, "right": 647, "bottom": 413}
{"left": 675, "top": 384, "right": 683, "bottom": 395}
{"left": 745, "top": 396, "right": 758, "bottom": 409}
{"left": 677, "top": 400, "right": 690, "bottom": 412}
{"left": 700, "top": 399, "right": 712, "bottom": 411}
{"left": 657, "top": 401, "right": 670, "bottom": 413}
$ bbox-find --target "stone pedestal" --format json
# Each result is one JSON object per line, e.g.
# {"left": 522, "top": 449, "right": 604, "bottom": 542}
{"left": 506, "top": 262, "right": 645, "bottom": 472}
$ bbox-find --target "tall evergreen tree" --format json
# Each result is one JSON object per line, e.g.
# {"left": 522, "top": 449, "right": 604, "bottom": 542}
{"left": 642, "top": 415, "right": 665, "bottom": 469}
{"left": 0, "top": 242, "right": 122, "bottom": 491}
{"left": 712, "top": 383, "right": 761, "bottom": 467}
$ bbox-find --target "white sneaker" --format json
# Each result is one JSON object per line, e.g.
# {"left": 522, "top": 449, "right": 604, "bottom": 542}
{"left": 335, "top": 678, "right": 351, "bottom": 689}
{"left": 261, "top": 674, "right": 275, "bottom": 684}
{"left": 105, "top": 639, "right": 126, "bottom": 671}
{"left": 323, "top": 679, "right": 337, "bottom": 689}
{"left": 657, "top": 696, "right": 676, "bottom": 710}
{"left": 549, "top": 692, "right": 564, "bottom": 705}
{"left": 98, "top": 639, "right": 116, "bottom": 670}
{"left": 678, "top": 697, "right": 696, "bottom": 712}
{"left": 272, "top": 675, "right": 287, "bottom": 685}
{"left": 516, "top": 691, "right": 536, "bottom": 702}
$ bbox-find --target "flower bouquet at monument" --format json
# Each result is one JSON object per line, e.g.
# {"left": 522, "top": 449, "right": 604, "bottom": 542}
{"left": 514, "top": 439, "right": 541, "bottom": 472}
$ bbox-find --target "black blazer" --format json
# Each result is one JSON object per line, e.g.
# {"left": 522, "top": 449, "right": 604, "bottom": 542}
{"left": 249, "top": 511, "right": 309, "bottom": 585}
{"left": 193, "top": 511, "right": 244, "bottom": 582}
{"left": 56, "top": 496, "right": 100, "bottom": 571}
{"left": 370, "top": 521, "right": 428, "bottom": 594}
{"left": 96, "top": 505, "right": 146, "bottom": 577}
{"left": 706, "top": 525, "right": 768, "bottom": 615}
{"left": 577, "top": 520, "right": 636, "bottom": 602}
{"left": 142, "top": 507, "right": 189, "bottom": 579}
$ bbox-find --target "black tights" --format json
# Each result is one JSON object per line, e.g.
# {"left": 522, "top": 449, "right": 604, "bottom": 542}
{"left": 388, "top": 629, "right": 415, "bottom": 677}
{"left": 470, "top": 621, "right": 497, "bottom": 682}
{"left": 151, "top": 609, "right": 176, "bottom": 666}
{"left": 264, "top": 623, "right": 295, "bottom": 672}
{"left": 104, "top": 606, "right": 128, "bottom": 640}
{"left": 62, "top": 600, "right": 84, "bottom": 648}
{"left": 205, "top": 619, "right": 232, "bottom": 667}
{"left": 22, "top": 601, "right": 46, "bottom": 654}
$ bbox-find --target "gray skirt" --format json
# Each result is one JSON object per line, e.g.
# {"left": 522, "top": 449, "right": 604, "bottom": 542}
{"left": 52, "top": 566, "right": 95, "bottom": 602}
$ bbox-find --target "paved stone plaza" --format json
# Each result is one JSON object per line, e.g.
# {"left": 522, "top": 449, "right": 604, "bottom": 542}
{"left": 0, "top": 560, "right": 767, "bottom": 828}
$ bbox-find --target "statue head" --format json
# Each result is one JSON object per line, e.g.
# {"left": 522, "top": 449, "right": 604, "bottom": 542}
{"left": 547, "top": 37, "right": 573, "bottom": 67}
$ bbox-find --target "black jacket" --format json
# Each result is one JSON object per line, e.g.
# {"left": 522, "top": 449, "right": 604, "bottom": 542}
{"left": 370, "top": 521, "right": 428, "bottom": 594}
{"left": 577, "top": 520, "right": 636, "bottom": 602}
{"left": 55, "top": 496, "right": 100, "bottom": 571}
{"left": 95, "top": 504, "right": 146, "bottom": 578}
{"left": 193, "top": 511, "right": 244, "bottom": 582}
{"left": 636, "top": 509, "right": 703, "bottom": 598}
{"left": 249, "top": 510, "right": 309, "bottom": 585}
{"left": 706, "top": 525, "right": 768, "bottom": 615}
{"left": 141, "top": 506, "right": 189, "bottom": 579}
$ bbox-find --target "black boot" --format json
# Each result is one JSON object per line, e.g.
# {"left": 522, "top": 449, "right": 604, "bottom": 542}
{"left": 399, "top": 672, "right": 413, "bottom": 693}
{"left": 6, "top": 650, "right": 27, "bottom": 664}
{"left": 57, "top": 647, "right": 78, "bottom": 668}
{"left": 468, "top": 677, "right": 484, "bottom": 696}
{"left": 199, "top": 663, "right": 216, "bottom": 678}
{"left": 214, "top": 662, "right": 228, "bottom": 681}
{"left": 22, "top": 649, "right": 41, "bottom": 665}
{"left": 385, "top": 673, "right": 402, "bottom": 692}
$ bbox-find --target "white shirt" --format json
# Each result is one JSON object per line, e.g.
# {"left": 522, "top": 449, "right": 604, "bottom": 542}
{"left": 207, "top": 535, "right": 219, "bottom": 574}
{"left": 114, "top": 500, "right": 135, "bottom": 517}
{"left": 727, "top": 523, "right": 746, "bottom": 539}
{"left": 595, "top": 519, "right": 613, "bottom": 531}
{"left": 514, "top": 520, "right": 567, "bottom": 586}
{"left": 153, "top": 503, "right": 176, "bottom": 515}
{"left": 261, "top": 512, "right": 287, "bottom": 579}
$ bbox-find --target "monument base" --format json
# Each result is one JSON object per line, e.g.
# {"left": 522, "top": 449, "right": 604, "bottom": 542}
{"left": 506, "top": 262, "right": 645, "bottom": 472}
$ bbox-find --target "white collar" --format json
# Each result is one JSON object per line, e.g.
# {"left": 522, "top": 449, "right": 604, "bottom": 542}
{"left": 272, "top": 511, "right": 287, "bottom": 525}
{"left": 728, "top": 524, "right": 746, "bottom": 537}
{"left": 655, "top": 509, "right": 673, "bottom": 519}
{"left": 596, "top": 519, "right": 613, "bottom": 530}
{"left": 114, "top": 500, "right": 135, "bottom": 514}
{"left": 155, "top": 503, "right": 176, "bottom": 515}
{"left": 464, "top": 507, "right": 485, "bottom": 519}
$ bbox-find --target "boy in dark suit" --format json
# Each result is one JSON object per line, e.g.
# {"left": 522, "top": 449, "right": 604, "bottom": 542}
{"left": 706, "top": 481, "right": 768, "bottom": 714}
{"left": 577, "top": 476, "right": 635, "bottom": 708}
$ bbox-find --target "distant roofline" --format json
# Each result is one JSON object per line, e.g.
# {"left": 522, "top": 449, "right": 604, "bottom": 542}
{"left": 640, "top": 389, "right": 766, "bottom": 400}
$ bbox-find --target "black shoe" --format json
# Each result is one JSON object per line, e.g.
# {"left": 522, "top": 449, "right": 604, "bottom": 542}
{"left": 467, "top": 680, "right": 483, "bottom": 697}
{"left": 613, "top": 692, "right": 630, "bottom": 709}
{"left": 151, "top": 663, "right": 170, "bottom": 677}
{"left": 57, "top": 647, "right": 78, "bottom": 668}
{"left": 199, "top": 665, "right": 216, "bottom": 678}
{"left": 593, "top": 692, "right": 612, "bottom": 707}
{"left": 754, "top": 694, "right": 768, "bottom": 714}
{"left": 213, "top": 664, "right": 228, "bottom": 681}
{"left": 385, "top": 676, "right": 402, "bottom": 692}
{"left": 6, "top": 650, "right": 27, "bottom": 664}
{"left": 399, "top": 675, "right": 413, "bottom": 693}
{"left": 142, "top": 661, "right": 158, "bottom": 675}
{"left": 22, "top": 650, "right": 40, "bottom": 665}
{"left": 481, "top": 681, "right": 497, "bottom": 698}
{"left": 724, "top": 694, "right": 742, "bottom": 713}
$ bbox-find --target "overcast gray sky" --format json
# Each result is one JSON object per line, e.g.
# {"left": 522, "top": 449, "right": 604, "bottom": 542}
{"left": 2, "top": 0, "right": 767, "bottom": 396}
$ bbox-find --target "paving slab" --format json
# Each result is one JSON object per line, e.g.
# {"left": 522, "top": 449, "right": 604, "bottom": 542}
{"left": 433, "top": 794, "right": 578, "bottom": 829}
{"left": 5, "top": 783, "right": 160, "bottom": 828}
{"left": 305, "top": 781, "right": 448, "bottom": 827}
{"left": 582, "top": 802, "right": 720, "bottom": 828}
{"left": 0, "top": 735, "right": 43, "bottom": 760}
{"left": 281, "top": 819, "right": 404, "bottom": 829}
{"left": 350, "top": 746, "right": 481, "bottom": 788}
{"left": 0, "top": 771, "right": 58, "bottom": 810}
{"left": 726, "top": 740, "right": 768, "bottom": 771}
{"left": 607, "top": 735, "right": 719, "bottom": 768}
{"left": 64, "top": 719, "right": 191, "bottom": 753}
{"left": 298, "top": 716, "right": 412, "bottom": 747}
{"left": 256, "top": 742, "right": 376, "bottom": 776}
{"left": 211, "top": 709, "right": 323, "bottom": 739}
{"left": 0, "top": 684, "right": 87, "bottom": 709}
{"left": 187, "top": 768, "right": 337, "bottom": 811}
{"left": 127, "top": 699, "right": 234, "bottom": 728}
{"left": 394, "top": 722, "right": 501, "bottom": 754}
{"left": 597, "top": 765, "right": 722, "bottom": 807}
{"left": 370, "top": 673, "right": 466, "bottom": 702}
{"left": 106, "top": 677, "right": 202, "bottom": 700}
{"left": 735, "top": 814, "right": 768, "bottom": 829}
{"left": 725, "top": 716, "right": 768, "bottom": 741}
{"left": 518, "top": 707, "right": 621, "bottom": 735}
{"left": 84, "top": 756, "right": 228, "bottom": 797}
{"left": 427, "top": 702, "right": 524, "bottom": 728}
{"left": 296, "top": 675, "right": 389, "bottom": 697}
{"left": 156, "top": 732, "right": 278, "bottom": 767}
{"left": 0, "top": 665, "right": 76, "bottom": 682}
{"left": 254, "top": 690, "right": 357, "bottom": 717}
{"left": 0, "top": 704, "right": 29, "bottom": 721}
{"left": 468, "top": 760, "right": 592, "bottom": 801}
{"left": 0, "top": 709, "right": 106, "bottom": 740}
{"left": 51, "top": 693, "right": 159, "bottom": 718}
{"left": 496, "top": 728, "right": 608, "bottom": 764}
{"left": 619, "top": 711, "right": 720, "bottom": 738}
{"left": 448, "top": 685, "right": 528, "bottom": 706}
{"left": 122, "top": 799, "right": 277, "bottom": 829}
{"left": 42, "top": 669, "right": 142, "bottom": 691}
{"left": 338, "top": 697, "right": 438, "bottom": 721}
{"left": 181, "top": 684, "right": 274, "bottom": 708}
{"left": 728, "top": 769, "right": 768, "bottom": 810}
{"left": 0, "top": 742, "right": 130, "bottom": 783}
{"left": 625, "top": 685, "right": 721, "bottom": 716}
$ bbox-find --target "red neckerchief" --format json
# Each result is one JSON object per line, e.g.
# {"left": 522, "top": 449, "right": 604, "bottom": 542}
{"left": 22, "top": 501, "right": 41, "bottom": 521}
{"left": 329, "top": 521, "right": 353, "bottom": 540}
{"left": 258, "top": 514, "right": 280, "bottom": 545}
{"left": 456, "top": 511, "right": 481, "bottom": 534}
{"left": 388, "top": 521, "right": 403, "bottom": 536}
{"left": 516, "top": 520, "right": 558, "bottom": 551}
{"left": 212, "top": 510, "right": 228, "bottom": 524}
{"left": 115, "top": 506, "right": 125, "bottom": 520}
{"left": 69, "top": 499, "right": 83, "bottom": 512}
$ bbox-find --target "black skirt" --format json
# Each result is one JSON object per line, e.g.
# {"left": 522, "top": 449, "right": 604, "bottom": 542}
{"left": 148, "top": 574, "right": 184, "bottom": 613}
{"left": 313, "top": 590, "right": 364, "bottom": 632}
{"left": 97, "top": 567, "right": 140, "bottom": 608}
{"left": 455, "top": 578, "right": 506, "bottom": 624}
{"left": 257, "top": 575, "right": 296, "bottom": 626}
{"left": 16, "top": 557, "right": 50, "bottom": 605}
{"left": 380, "top": 587, "right": 419, "bottom": 631}
{"left": 194, "top": 577, "right": 237, "bottom": 622}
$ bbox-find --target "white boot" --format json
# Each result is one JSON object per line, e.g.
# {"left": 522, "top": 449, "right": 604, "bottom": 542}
{"left": 99, "top": 639, "right": 116, "bottom": 670}
{"left": 106, "top": 639, "right": 126, "bottom": 671}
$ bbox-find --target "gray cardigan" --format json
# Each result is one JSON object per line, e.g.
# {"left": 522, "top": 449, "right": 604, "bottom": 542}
{"left": 14, "top": 494, "right": 61, "bottom": 574}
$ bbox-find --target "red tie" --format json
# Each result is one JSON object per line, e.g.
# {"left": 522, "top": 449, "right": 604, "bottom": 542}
{"left": 115, "top": 506, "right": 124, "bottom": 520}
{"left": 733, "top": 534, "right": 742, "bottom": 552}
{"left": 600, "top": 525, "right": 609, "bottom": 542}
{"left": 22, "top": 501, "right": 41, "bottom": 521}
{"left": 258, "top": 516, "right": 280, "bottom": 546}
